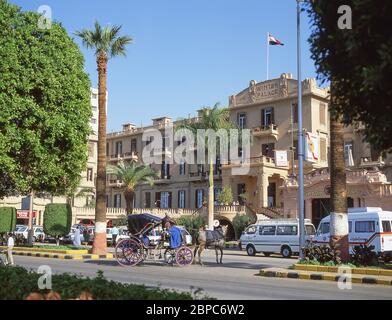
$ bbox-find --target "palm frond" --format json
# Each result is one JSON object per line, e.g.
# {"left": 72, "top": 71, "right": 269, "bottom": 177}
{"left": 107, "top": 161, "right": 158, "bottom": 190}
{"left": 75, "top": 21, "right": 132, "bottom": 58}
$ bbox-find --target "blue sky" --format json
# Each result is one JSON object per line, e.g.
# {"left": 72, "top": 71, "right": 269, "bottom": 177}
{"left": 13, "top": 0, "right": 318, "bottom": 132}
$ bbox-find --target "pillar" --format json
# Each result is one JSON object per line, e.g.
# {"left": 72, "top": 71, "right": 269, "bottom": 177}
{"left": 258, "top": 173, "right": 269, "bottom": 209}
{"left": 305, "top": 199, "right": 312, "bottom": 221}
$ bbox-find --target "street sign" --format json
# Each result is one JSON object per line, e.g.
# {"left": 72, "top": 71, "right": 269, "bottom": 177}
{"left": 275, "top": 150, "right": 288, "bottom": 167}
{"left": 17, "top": 210, "right": 37, "bottom": 219}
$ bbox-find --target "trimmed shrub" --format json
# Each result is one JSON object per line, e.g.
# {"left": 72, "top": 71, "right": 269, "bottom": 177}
{"left": 176, "top": 215, "right": 205, "bottom": 243}
{"left": 0, "top": 207, "right": 17, "bottom": 234}
{"left": 0, "top": 266, "right": 213, "bottom": 300}
{"left": 43, "top": 204, "right": 72, "bottom": 240}
{"left": 232, "top": 214, "right": 252, "bottom": 239}
{"left": 217, "top": 187, "right": 233, "bottom": 205}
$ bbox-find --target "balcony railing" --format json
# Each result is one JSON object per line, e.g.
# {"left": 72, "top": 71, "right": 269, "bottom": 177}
{"left": 252, "top": 124, "right": 279, "bottom": 139}
{"left": 223, "top": 155, "right": 278, "bottom": 167}
{"left": 360, "top": 156, "right": 385, "bottom": 168}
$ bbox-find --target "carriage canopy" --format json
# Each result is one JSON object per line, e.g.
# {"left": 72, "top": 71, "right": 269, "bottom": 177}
{"left": 127, "top": 213, "right": 162, "bottom": 235}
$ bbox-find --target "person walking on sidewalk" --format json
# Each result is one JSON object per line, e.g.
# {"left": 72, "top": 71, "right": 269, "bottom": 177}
{"left": 111, "top": 226, "right": 119, "bottom": 247}
{"left": 7, "top": 233, "right": 15, "bottom": 266}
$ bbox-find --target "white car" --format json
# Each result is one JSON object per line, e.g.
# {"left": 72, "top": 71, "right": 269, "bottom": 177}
{"left": 14, "top": 226, "right": 45, "bottom": 242}
{"left": 240, "top": 219, "right": 316, "bottom": 258}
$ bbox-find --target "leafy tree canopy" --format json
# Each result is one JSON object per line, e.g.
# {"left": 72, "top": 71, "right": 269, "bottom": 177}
{"left": 0, "top": 0, "right": 92, "bottom": 198}
{"left": 307, "top": 0, "right": 392, "bottom": 151}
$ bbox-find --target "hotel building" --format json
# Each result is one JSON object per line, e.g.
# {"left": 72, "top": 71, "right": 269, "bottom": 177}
{"left": 105, "top": 73, "right": 392, "bottom": 226}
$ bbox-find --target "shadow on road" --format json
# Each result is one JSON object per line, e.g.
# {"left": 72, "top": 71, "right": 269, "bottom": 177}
{"left": 83, "top": 259, "right": 279, "bottom": 271}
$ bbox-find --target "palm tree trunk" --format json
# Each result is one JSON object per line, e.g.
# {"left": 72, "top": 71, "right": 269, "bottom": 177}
{"left": 124, "top": 189, "right": 135, "bottom": 214}
{"left": 92, "top": 53, "right": 108, "bottom": 255}
{"left": 329, "top": 90, "right": 350, "bottom": 262}
{"left": 208, "top": 160, "right": 214, "bottom": 230}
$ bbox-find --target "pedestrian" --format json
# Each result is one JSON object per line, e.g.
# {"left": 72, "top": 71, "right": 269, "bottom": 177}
{"left": 7, "top": 233, "right": 15, "bottom": 266}
{"left": 111, "top": 225, "right": 119, "bottom": 247}
{"left": 73, "top": 226, "right": 81, "bottom": 247}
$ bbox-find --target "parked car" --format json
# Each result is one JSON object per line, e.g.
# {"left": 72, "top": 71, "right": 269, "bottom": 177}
{"left": 14, "top": 225, "right": 45, "bottom": 243}
{"left": 314, "top": 207, "right": 392, "bottom": 261}
{"left": 240, "top": 219, "right": 316, "bottom": 258}
{"left": 61, "top": 225, "right": 86, "bottom": 244}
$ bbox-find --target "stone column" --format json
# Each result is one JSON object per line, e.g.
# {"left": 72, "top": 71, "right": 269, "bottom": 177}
{"left": 305, "top": 199, "right": 312, "bottom": 221}
{"left": 258, "top": 173, "right": 269, "bottom": 209}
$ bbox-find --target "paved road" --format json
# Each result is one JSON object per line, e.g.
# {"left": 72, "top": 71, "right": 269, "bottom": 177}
{"left": 13, "top": 250, "right": 392, "bottom": 300}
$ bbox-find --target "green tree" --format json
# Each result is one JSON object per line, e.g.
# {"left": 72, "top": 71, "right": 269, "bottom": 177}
{"left": 0, "top": 0, "right": 91, "bottom": 197}
{"left": 232, "top": 214, "right": 252, "bottom": 240}
{"left": 43, "top": 204, "right": 72, "bottom": 246}
{"left": 75, "top": 22, "right": 132, "bottom": 255}
{"left": 307, "top": 0, "right": 392, "bottom": 152}
{"left": 176, "top": 215, "right": 205, "bottom": 243}
{"left": 0, "top": 207, "right": 16, "bottom": 234}
{"left": 177, "top": 104, "right": 238, "bottom": 229}
{"left": 0, "top": 1, "right": 92, "bottom": 245}
{"left": 107, "top": 161, "right": 157, "bottom": 214}
{"left": 217, "top": 187, "right": 233, "bottom": 205}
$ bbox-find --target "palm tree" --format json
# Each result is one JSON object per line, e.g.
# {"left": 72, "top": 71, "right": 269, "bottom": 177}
{"left": 177, "top": 104, "right": 237, "bottom": 229}
{"left": 75, "top": 22, "right": 132, "bottom": 255}
{"left": 107, "top": 161, "right": 158, "bottom": 214}
{"left": 329, "top": 85, "right": 350, "bottom": 262}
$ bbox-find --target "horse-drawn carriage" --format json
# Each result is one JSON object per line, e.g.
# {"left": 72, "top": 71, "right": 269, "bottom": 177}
{"left": 115, "top": 214, "right": 194, "bottom": 267}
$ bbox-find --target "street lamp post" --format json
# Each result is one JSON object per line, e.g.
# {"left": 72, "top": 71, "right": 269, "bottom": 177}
{"left": 297, "top": 0, "right": 306, "bottom": 259}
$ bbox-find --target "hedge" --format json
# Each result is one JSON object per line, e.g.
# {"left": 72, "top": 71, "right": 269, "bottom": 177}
{"left": 43, "top": 204, "right": 72, "bottom": 239}
{"left": 0, "top": 266, "right": 213, "bottom": 300}
{"left": 176, "top": 215, "right": 205, "bottom": 243}
{"left": 232, "top": 214, "right": 252, "bottom": 240}
{"left": 0, "top": 207, "right": 17, "bottom": 234}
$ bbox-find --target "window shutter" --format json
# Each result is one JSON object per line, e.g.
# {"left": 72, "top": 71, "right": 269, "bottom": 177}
{"left": 195, "top": 190, "right": 198, "bottom": 208}
{"left": 168, "top": 192, "right": 172, "bottom": 209}
{"left": 261, "top": 109, "right": 265, "bottom": 127}
{"left": 271, "top": 108, "right": 275, "bottom": 125}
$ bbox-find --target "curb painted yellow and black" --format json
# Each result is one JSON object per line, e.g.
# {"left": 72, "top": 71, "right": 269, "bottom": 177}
{"left": 293, "top": 264, "right": 392, "bottom": 277}
{"left": 11, "top": 250, "right": 113, "bottom": 260}
{"left": 259, "top": 268, "right": 392, "bottom": 286}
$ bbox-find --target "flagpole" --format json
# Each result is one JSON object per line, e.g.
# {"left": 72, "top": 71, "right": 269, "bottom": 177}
{"left": 266, "top": 32, "right": 269, "bottom": 80}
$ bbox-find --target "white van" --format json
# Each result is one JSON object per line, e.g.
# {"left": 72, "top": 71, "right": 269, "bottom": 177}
{"left": 314, "top": 207, "right": 392, "bottom": 260}
{"left": 240, "top": 219, "right": 316, "bottom": 258}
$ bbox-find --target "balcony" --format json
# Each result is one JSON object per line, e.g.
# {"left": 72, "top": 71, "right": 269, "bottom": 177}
{"left": 154, "top": 175, "right": 172, "bottom": 184}
{"left": 108, "top": 152, "right": 138, "bottom": 162}
{"left": 252, "top": 124, "right": 279, "bottom": 139}
{"left": 123, "top": 151, "right": 138, "bottom": 161}
{"left": 107, "top": 179, "right": 123, "bottom": 187}
{"left": 222, "top": 155, "right": 286, "bottom": 171}
{"left": 359, "top": 156, "right": 385, "bottom": 168}
{"left": 152, "top": 147, "right": 172, "bottom": 157}
{"left": 108, "top": 154, "right": 123, "bottom": 162}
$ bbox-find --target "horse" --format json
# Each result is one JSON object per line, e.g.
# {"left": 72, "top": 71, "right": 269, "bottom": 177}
{"left": 194, "top": 225, "right": 228, "bottom": 265}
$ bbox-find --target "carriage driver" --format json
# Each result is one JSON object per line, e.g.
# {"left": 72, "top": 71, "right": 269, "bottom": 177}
{"left": 164, "top": 221, "right": 182, "bottom": 249}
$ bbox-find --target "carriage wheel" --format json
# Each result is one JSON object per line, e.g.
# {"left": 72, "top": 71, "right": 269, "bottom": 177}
{"left": 175, "top": 247, "right": 194, "bottom": 267}
{"left": 115, "top": 238, "right": 143, "bottom": 267}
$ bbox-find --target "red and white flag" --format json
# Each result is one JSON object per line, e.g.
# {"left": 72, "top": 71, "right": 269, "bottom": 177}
{"left": 268, "top": 33, "right": 284, "bottom": 46}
